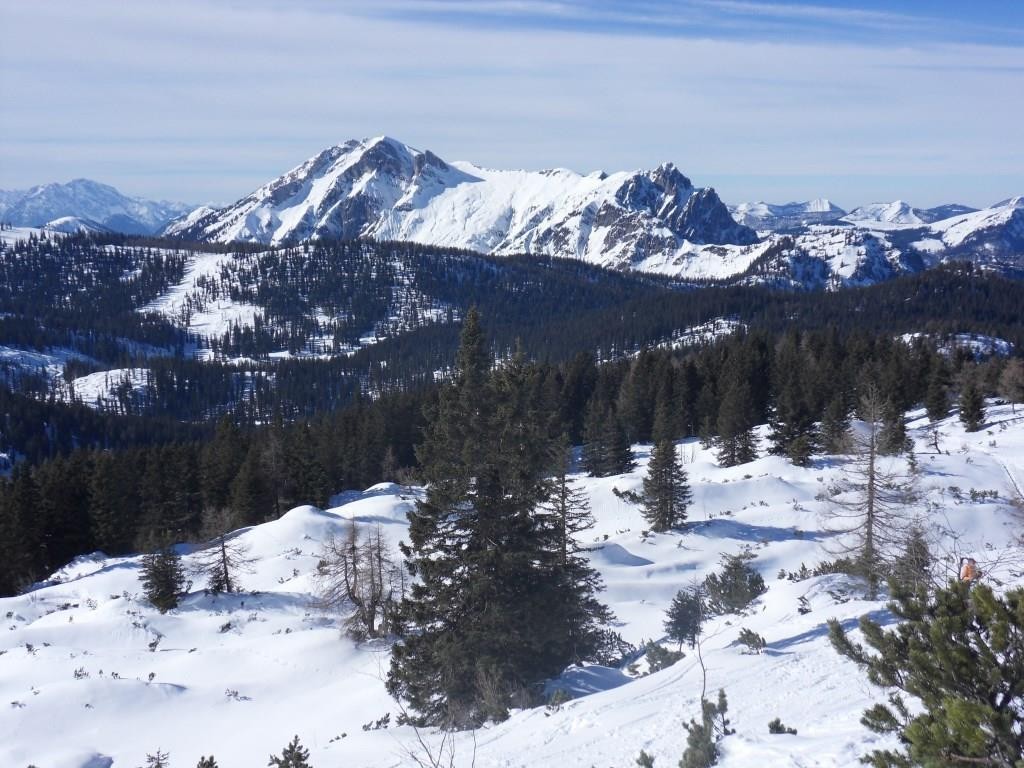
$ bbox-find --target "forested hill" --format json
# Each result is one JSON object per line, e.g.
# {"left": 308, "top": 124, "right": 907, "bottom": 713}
{"left": 0, "top": 229, "right": 1023, "bottom": 444}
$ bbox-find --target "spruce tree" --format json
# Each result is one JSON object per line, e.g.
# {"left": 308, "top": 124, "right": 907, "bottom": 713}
{"left": 230, "top": 445, "right": 275, "bottom": 527}
{"left": 715, "top": 381, "right": 758, "bottom": 467}
{"left": 924, "top": 369, "right": 949, "bottom": 423}
{"left": 958, "top": 379, "right": 985, "bottom": 432}
{"left": 140, "top": 546, "right": 186, "bottom": 613}
{"left": 878, "top": 398, "right": 910, "bottom": 456}
{"left": 829, "top": 581, "right": 1024, "bottom": 767}
{"left": 820, "top": 394, "right": 851, "bottom": 454}
{"left": 997, "top": 358, "right": 1024, "bottom": 413}
{"left": 641, "top": 440, "right": 691, "bottom": 532}
{"left": 665, "top": 586, "right": 705, "bottom": 650}
{"left": 769, "top": 335, "right": 817, "bottom": 465}
{"left": 268, "top": 735, "right": 312, "bottom": 768}
{"left": 540, "top": 437, "right": 614, "bottom": 662}
{"left": 196, "top": 758, "right": 218, "bottom": 768}
{"left": 388, "top": 310, "right": 597, "bottom": 726}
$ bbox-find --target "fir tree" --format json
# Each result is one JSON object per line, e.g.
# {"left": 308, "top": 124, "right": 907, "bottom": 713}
{"left": 540, "top": 436, "right": 614, "bottom": 662}
{"left": 923, "top": 369, "right": 949, "bottom": 423}
{"left": 829, "top": 581, "right": 1024, "bottom": 768}
{"left": 196, "top": 758, "right": 218, "bottom": 768}
{"left": 641, "top": 440, "right": 691, "bottom": 532}
{"left": 388, "top": 310, "right": 599, "bottom": 726}
{"left": 144, "top": 749, "right": 170, "bottom": 767}
{"left": 958, "top": 378, "right": 985, "bottom": 432}
{"left": 715, "top": 381, "right": 757, "bottom": 467}
{"left": 703, "top": 552, "right": 766, "bottom": 615}
{"left": 679, "top": 690, "right": 732, "bottom": 768}
{"left": 665, "top": 586, "right": 705, "bottom": 650}
{"left": 878, "top": 398, "right": 910, "bottom": 456}
{"left": 140, "top": 546, "right": 186, "bottom": 613}
{"left": 820, "top": 394, "right": 851, "bottom": 454}
{"left": 268, "top": 735, "right": 312, "bottom": 768}
{"left": 998, "top": 357, "right": 1024, "bottom": 413}
{"left": 768, "top": 334, "right": 817, "bottom": 465}
{"left": 230, "top": 444, "right": 275, "bottom": 527}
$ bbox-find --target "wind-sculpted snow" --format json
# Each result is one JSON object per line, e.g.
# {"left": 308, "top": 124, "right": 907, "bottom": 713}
{"left": 1, "top": 408, "right": 1022, "bottom": 767}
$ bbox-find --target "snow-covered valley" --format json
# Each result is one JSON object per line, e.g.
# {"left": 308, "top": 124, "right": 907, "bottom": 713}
{"left": 3, "top": 405, "right": 1021, "bottom": 768}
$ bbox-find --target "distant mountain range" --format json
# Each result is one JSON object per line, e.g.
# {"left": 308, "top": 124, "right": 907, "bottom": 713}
{"left": 6, "top": 139, "right": 1023, "bottom": 289}
{"left": 0, "top": 178, "right": 190, "bottom": 235}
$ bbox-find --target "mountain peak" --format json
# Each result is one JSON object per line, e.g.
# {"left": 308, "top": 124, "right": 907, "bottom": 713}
{"left": 0, "top": 178, "right": 190, "bottom": 234}
{"left": 167, "top": 141, "right": 757, "bottom": 262}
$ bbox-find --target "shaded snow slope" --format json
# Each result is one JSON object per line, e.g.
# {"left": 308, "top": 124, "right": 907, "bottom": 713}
{"left": 3, "top": 407, "right": 1022, "bottom": 767}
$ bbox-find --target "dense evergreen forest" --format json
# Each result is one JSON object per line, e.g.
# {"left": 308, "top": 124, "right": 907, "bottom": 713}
{"left": 1, "top": 316, "right": 1017, "bottom": 595}
{"left": 1, "top": 231, "right": 1023, "bottom": 595}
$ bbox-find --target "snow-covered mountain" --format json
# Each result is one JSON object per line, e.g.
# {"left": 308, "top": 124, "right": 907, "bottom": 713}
{"left": 0, "top": 179, "right": 191, "bottom": 235}
{"left": 2, "top": 404, "right": 1021, "bottom": 767}
{"left": 729, "top": 199, "right": 845, "bottom": 230}
{"left": 41, "top": 216, "right": 113, "bottom": 235}
{"left": 166, "top": 136, "right": 758, "bottom": 269}
{"left": 841, "top": 200, "right": 980, "bottom": 230}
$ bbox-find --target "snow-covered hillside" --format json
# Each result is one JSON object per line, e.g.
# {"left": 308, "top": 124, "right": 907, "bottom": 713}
{"left": 165, "top": 136, "right": 758, "bottom": 270}
{"left": 729, "top": 199, "right": 845, "bottom": 231}
{"left": 3, "top": 405, "right": 1021, "bottom": 768}
{"left": 0, "top": 179, "right": 190, "bottom": 235}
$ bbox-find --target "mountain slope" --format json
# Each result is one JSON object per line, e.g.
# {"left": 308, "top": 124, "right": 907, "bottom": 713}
{"left": 167, "top": 136, "right": 758, "bottom": 269}
{"left": 729, "top": 199, "right": 846, "bottom": 230}
{"left": 1, "top": 405, "right": 1020, "bottom": 767}
{"left": 0, "top": 179, "right": 191, "bottom": 234}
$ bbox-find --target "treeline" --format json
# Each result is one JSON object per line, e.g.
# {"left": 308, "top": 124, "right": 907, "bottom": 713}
{"left": 3, "top": 321, "right": 1018, "bottom": 596}
{"left": 0, "top": 230, "right": 194, "bottom": 357}
{"left": 0, "top": 388, "right": 429, "bottom": 594}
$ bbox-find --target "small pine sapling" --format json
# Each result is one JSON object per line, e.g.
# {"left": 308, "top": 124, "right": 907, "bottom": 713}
{"left": 268, "top": 735, "right": 312, "bottom": 768}
{"left": 196, "top": 758, "right": 219, "bottom": 768}
{"left": 736, "top": 628, "right": 766, "bottom": 654}
{"left": 680, "top": 689, "right": 733, "bottom": 768}
{"left": 635, "top": 749, "right": 655, "bottom": 767}
{"left": 703, "top": 551, "right": 766, "bottom": 615}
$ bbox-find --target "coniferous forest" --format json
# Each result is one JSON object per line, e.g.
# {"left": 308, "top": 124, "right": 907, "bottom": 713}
{"left": 1, "top": 231, "right": 1023, "bottom": 760}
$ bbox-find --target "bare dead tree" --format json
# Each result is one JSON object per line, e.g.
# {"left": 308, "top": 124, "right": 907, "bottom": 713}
{"left": 194, "top": 508, "right": 255, "bottom": 594}
{"left": 316, "top": 520, "right": 404, "bottom": 639}
{"left": 821, "top": 384, "right": 919, "bottom": 599}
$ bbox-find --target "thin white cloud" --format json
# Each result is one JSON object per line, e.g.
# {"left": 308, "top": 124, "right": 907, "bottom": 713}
{"left": 0, "top": 0, "right": 1021, "bottom": 208}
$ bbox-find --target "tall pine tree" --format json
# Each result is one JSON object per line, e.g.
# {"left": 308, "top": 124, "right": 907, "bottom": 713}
{"left": 641, "top": 440, "right": 691, "bottom": 532}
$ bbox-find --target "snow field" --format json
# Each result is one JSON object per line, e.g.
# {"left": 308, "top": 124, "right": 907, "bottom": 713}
{"left": 1, "top": 406, "right": 1022, "bottom": 767}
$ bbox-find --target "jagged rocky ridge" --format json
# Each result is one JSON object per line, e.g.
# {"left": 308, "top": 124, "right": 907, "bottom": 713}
{"left": 165, "top": 136, "right": 757, "bottom": 269}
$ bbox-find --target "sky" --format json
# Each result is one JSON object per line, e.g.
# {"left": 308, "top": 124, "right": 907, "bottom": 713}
{"left": 1, "top": 0, "right": 1022, "bottom": 209}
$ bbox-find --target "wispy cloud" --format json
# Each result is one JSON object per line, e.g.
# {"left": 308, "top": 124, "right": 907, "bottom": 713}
{"left": 0, "top": 0, "right": 1021, "bottom": 208}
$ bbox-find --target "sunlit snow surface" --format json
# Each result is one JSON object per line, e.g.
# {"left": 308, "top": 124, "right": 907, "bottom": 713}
{"left": 2, "top": 405, "right": 1022, "bottom": 767}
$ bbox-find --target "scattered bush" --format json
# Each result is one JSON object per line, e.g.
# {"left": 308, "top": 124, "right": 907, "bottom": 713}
{"left": 736, "top": 628, "right": 766, "bottom": 654}
{"left": 644, "top": 640, "right": 685, "bottom": 673}
{"left": 704, "top": 552, "right": 766, "bottom": 615}
{"left": 768, "top": 717, "right": 797, "bottom": 735}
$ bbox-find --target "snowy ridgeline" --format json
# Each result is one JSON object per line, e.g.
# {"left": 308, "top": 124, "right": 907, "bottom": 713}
{"left": 2, "top": 405, "right": 1023, "bottom": 767}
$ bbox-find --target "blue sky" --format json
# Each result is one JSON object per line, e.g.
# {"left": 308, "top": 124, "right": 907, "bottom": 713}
{"left": 1, "top": 0, "right": 1022, "bottom": 209}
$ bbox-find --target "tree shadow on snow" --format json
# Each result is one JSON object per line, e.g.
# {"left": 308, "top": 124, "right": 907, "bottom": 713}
{"left": 690, "top": 518, "right": 826, "bottom": 543}
{"left": 768, "top": 609, "right": 894, "bottom": 652}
